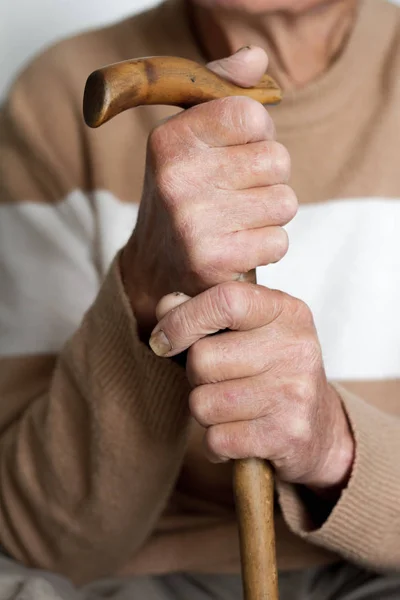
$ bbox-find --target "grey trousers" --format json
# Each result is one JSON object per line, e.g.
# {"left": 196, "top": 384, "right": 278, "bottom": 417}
{"left": 0, "top": 555, "right": 399, "bottom": 600}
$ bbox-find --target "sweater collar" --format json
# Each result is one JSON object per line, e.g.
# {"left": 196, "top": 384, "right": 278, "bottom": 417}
{"left": 156, "top": 0, "right": 397, "bottom": 132}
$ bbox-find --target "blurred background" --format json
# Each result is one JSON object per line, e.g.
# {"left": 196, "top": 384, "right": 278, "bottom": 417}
{"left": 0, "top": 0, "right": 158, "bottom": 99}
{"left": 1, "top": 0, "right": 400, "bottom": 100}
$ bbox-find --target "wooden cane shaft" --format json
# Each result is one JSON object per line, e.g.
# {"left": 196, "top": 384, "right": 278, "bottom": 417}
{"left": 236, "top": 269, "right": 278, "bottom": 600}
{"left": 83, "top": 56, "right": 280, "bottom": 600}
{"left": 234, "top": 458, "right": 278, "bottom": 600}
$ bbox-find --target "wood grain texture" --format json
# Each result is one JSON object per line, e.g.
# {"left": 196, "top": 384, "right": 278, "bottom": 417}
{"left": 83, "top": 56, "right": 282, "bottom": 128}
{"left": 234, "top": 458, "right": 278, "bottom": 600}
{"left": 83, "top": 57, "right": 281, "bottom": 599}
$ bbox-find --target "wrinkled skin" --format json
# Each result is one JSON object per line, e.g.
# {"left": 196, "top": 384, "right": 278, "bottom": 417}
{"left": 122, "top": 47, "right": 291, "bottom": 330}
{"left": 121, "top": 48, "right": 355, "bottom": 494}
{"left": 151, "top": 283, "right": 354, "bottom": 491}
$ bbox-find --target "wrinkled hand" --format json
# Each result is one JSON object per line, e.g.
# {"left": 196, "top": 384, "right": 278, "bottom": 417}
{"left": 121, "top": 47, "right": 296, "bottom": 332}
{"left": 150, "top": 284, "right": 355, "bottom": 492}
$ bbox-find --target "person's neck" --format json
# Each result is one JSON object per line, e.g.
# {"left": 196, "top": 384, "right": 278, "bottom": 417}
{"left": 189, "top": 1, "right": 359, "bottom": 91}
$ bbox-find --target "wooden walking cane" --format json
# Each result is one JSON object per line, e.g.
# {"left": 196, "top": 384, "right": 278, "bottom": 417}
{"left": 83, "top": 56, "right": 282, "bottom": 600}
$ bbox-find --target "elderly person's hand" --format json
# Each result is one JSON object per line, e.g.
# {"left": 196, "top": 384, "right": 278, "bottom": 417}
{"left": 121, "top": 46, "right": 296, "bottom": 332}
{"left": 150, "top": 284, "right": 355, "bottom": 493}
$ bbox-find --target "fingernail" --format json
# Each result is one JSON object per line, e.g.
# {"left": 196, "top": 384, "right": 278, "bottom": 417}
{"left": 235, "top": 45, "right": 252, "bottom": 53}
{"left": 149, "top": 330, "right": 172, "bottom": 357}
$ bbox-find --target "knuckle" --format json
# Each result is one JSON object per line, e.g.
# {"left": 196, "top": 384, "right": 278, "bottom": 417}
{"left": 224, "top": 96, "right": 274, "bottom": 139}
{"left": 269, "top": 142, "right": 291, "bottom": 182}
{"left": 205, "top": 426, "right": 229, "bottom": 459}
{"left": 286, "top": 329, "right": 320, "bottom": 371}
{"left": 154, "top": 162, "right": 185, "bottom": 207}
{"left": 287, "top": 378, "right": 314, "bottom": 407}
{"left": 296, "top": 297, "right": 312, "bottom": 316}
{"left": 286, "top": 411, "right": 313, "bottom": 449}
{"left": 148, "top": 123, "right": 168, "bottom": 157}
{"left": 213, "top": 282, "right": 248, "bottom": 329}
{"left": 189, "top": 387, "right": 210, "bottom": 426}
{"left": 244, "top": 99, "right": 274, "bottom": 134}
{"left": 270, "top": 227, "right": 290, "bottom": 262}
{"left": 286, "top": 296, "right": 314, "bottom": 325}
{"left": 282, "top": 381, "right": 315, "bottom": 448}
{"left": 274, "top": 185, "right": 299, "bottom": 224}
{"left": 186, "top": 338, "right": 213, "bottom": 385}
{"left": 149, "top": 116, "right": 189, "bottom": 155}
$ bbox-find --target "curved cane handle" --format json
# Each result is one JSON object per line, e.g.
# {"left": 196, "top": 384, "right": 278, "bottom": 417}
{"left": 83, "top": 55, "right": 282, "bottom": 128}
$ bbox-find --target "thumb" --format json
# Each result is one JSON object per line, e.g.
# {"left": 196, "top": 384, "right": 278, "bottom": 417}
{"left": 207, "top": 45, "right": 269, "bottom": 88}
{"left": 155, "top": 292, "right": 192, "bottom": 321}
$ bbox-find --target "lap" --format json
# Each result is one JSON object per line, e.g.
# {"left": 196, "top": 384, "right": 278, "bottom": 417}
{"left": 0, "top": 554, "right": 398, "bottom": 600}
{"left": 0, "top": 556, "right": 241, "bottom": 600}
{"left": 281, "top": 561, "right": 400, "bottom": 600}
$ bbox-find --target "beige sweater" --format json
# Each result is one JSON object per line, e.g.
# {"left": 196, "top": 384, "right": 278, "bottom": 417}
{"left": 0, "top": 0, "right": 400, "bottom": 586}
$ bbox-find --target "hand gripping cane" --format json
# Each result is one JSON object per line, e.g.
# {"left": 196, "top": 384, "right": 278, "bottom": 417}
{"left": 83, "top": 56, "right": 282, "bottom": 600}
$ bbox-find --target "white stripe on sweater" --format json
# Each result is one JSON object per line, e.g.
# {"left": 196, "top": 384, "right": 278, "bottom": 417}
{"left": 0, "top": 191, "right": 399, "bottom": 381}
{"left": 258, "top": 198, "right": 400, "bottom": 380}
{"left": 0, "top": 190, "right": 137, "bottom": 355}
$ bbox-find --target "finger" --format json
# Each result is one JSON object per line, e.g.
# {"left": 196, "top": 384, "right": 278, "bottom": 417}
{"left": 171, "top": 95, "right": 275, "bottom": 149}
{"left": 155, "top": 292, "right": 191, "bottom": 320}
{"left": 217, "top": 185, "right": 298, "bottom": 231}
{"left": 192, "top": 225, "right": 289, "bottom": 288}
{"left": 149, "top": 283, "right": 285, "bottom": 358}
{"left": 228, "top": 226, "right": 289, "bottom": 273}
{"left": 186, "top": 327, "right": 291, "bottom": 386}
{"left": 204, "top": 419, "right": 271, "bottom": 463}
{"left": 207, "top": 46, "right": 269, "bottom": 88}
{"left": 209, "top": 141, "right": 291, "bottom": 191}
{"left": 189, "top": 374, "right": 274, "bottom": 427}
{"left": 149, "top": 48, "right": 274, "bottom": 158}
{"left": 204, "top": 403, "right": 313, "bottom": 467}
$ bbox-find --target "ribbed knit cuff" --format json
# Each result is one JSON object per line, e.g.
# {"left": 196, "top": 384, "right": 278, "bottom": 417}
{"left": 75, "top": 251, "right": 191, "bottom": 443}
{"left": 277, "top": 384, "right": 400, "bottom": 571}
